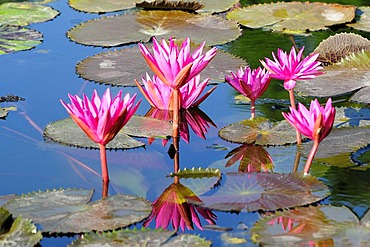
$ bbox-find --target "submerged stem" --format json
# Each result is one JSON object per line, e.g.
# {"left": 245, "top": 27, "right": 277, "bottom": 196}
{"left": 304, "top": 139, "right": 319, "bottom": 174}
{"left": 99, "top": 144, "right": 109, "bottom": 183}
{"left": 250, "top": 100, "right": 255, "bottom": 120}
{"left": 288, "top": 89, "right": 302, "bottom": 145}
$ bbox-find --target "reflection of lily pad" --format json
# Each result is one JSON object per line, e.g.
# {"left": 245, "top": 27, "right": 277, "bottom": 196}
{"left": 0, "top": 3, "right": 59, "bottom": 26}
{"left": 227, "top": 2, "right": 355, "bottom": 34}
{"left": 0, "top": 207, "right": 43, "bottom": 247}
{"left": 43, "top": 117, "right": 146, "bottom": 150}
{"left": 122, "top": 115, "right": 172, "bottom": 139}
{"left": 0, "top": 25, "right": 43, "bottom": 54}
{"left": 218, "top": 118, "right": 298, "bottom": 146}
{"left": 251, "top": 205, "right": 370, "bottom": 246}
{"left": 190, "top": 172, "right": 329, "bottom": 212}
{"left": 68, "top": 0, "right": 138, "bottom": 13}
{"left": 4, "top": 189, "right": 152, "bottom": 233}
{"left": 67, "top": 10, "right": 241, "bottom": 47}
{"left": 76, "top": 45, "right": 247, "bottom": 86}
{"left": 70, "top": 228, "right": 212, "bottom": 246}
{"left": 334, "top": 107, "right": 370, "bottom": 128}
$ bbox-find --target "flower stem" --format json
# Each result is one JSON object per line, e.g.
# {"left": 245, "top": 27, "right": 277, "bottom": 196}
{"left": 304, "top": 139, "right": 319, "bottom": 174}
{"left": 250, "top": 100, "right": 255, "bottom": 120}
{"left": 289, "top": 89, "right": 302, "bottom": 145}
{"left": 172, "top": 89, "right": 180, "bottom": 139}
{"left": 98, "top": 144, "right": 109, "bottom": 183}
{"left": 102, "top": 180, "right": 109, "bottom": 198}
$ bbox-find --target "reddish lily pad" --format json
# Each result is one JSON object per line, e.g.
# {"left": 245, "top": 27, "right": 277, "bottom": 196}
{"left": 0, "top": 25, "right": 43, "bottom": 55}
{"left": 295, "top": 51, "right": 370, "bottom": 103}
{"left": 67, "top": 10, "right": 242, "bottom": 47}
{"left": 69, "top": 228, "right": 212, "bottom": 246}
{"left": 251, "top": 205, "right": 370, "bottom": 246}
{"left": 227, "top": 2, "right": 356, "bottom": 34}
{"left": 189, "top": 172, "right": 329, "bottom": 212}
{"left": 218, "top": 117, "right": 299, "bottom": 146}
{"left": 4, "top": 188, "right": 152, "bottom": 233}
{"left": 0, "top": 207, "right": 43, "bottom": 247}
{"left": 43, "top": 117, "right": 146, "bottom": 150}
{"left": 76, "top": 45, "right": 247, "bottom": 86}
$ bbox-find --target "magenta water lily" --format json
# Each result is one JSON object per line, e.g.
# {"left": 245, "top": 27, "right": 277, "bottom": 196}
{"left": 225, "top": 66, "right": 271, "bottom": 119}
{"left": 282, "top": 98, "right": 335, "bottom": 174}
{"left": 60, "top": 88, "right": 141, "bottom": 182}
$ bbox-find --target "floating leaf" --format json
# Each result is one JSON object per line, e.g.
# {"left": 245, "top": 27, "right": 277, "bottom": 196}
{"left": 0, "top": 106, "right": 16, "bottom": 119}
{"left": 218, "top": 117, "right": 299, "bottom": 146}
{"left": 43, "top": 117, "right": 145, "bottom": 150}
{"left": 251, "top": 205, "right": 370, "bottom": 246}
{"left": 0, "top": 3, "right": 59, "bottom": 26}
{"left": 0, "top": 25, "right": 42, "bottom": 54}
{"left": 76, "top": 45, "right": 247, "bottom": 86}
{"left": 169, "top": 167, "right": 221, "bottom": 179}
{"left": 295, "top": 50, "right": 370, "bottom": 104}
{"left": 0, "top": 195, "right": 16, "bottom": 206}
{"left": 69, "top": 228, "right": 211, "bottom": 246}
{"left": 301, "top": 127, "right": 370, "bottom": 165}
{"left": 0, "top": 94, "right": 25, "bottom": 103}
{"left": 227, "top": 2, "right": 356, "bottom": 34}
{"left": 136, "top": 0, "right": 204, "bottom": 13}
{"left": 121, "top": 115, "right": 172, "bottom": 139}
{"left": 0, "top": 207, "right": 42, "bottom": 247}
{"left": 4, "top": 188, "right": 152, "bottom": 233}
{"left": 347, "top": 7, "right": 370, "bottom": 32}
{"left": 68, "top": 0, "right": 138, "bottom": 13}
{"left": 313, "top": 33, "right": 370, "bottom": 65}
{"left": 67, "top": 10, "right": 241, "bottom": 47}
{"left": 189, "top": 172, "right": 330, "bottom": 212}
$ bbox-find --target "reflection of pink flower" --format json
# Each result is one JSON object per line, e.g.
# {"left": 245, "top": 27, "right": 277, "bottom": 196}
{"left": 136, "top": 73, "right": 216, "bottom": 110}
{"left": 225, "top": 144, "right": 273, "bottom": 173}
{"left": 139, "top": 37, "right": 217, "bottom": 89}
{"left": 260, "top": 46, "right": 323, "bottom": 90}
{"left": 268, "top": 216, "right": 305, "bottom": 233}
{"left": 60, "top": 88, "right": 141, "bottom": 182}
{"left": 282, "top": 98, "right": 335, "bottom": 143}
{"left": 226, "top": 66, "right": 271, "bottom": 102}
{"left": 282, "top": 98, "right": 335, "bottom": 174}
{"left": 146, "top": 107, "right": 216, "bottom": 144}
{"left": 143, "top": 183, "right": 217, "bottom": 231}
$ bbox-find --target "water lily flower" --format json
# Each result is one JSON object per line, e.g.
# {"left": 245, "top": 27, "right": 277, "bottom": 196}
{"left": 143, "top": 183, "right": 217, "bottom": 231}
{"left": 260, "top": 46, "right": 323, "bottom": 144}
{"left": 282, "top": 98, "right": 335, "bottom": 174}
{"left": 225, "top": 66, "right": 271, "bottom": 119}
{"left": 60, "top": 88, "right": 141, "bottom": 182}
{"left": 136, "top": 73, "right": 216, "bottom": 110}
{"left": 260, "top": 46, "right": 323, "bottom": 91}
{"left": 139, "top": 37, "right": 217, "bottom": 89}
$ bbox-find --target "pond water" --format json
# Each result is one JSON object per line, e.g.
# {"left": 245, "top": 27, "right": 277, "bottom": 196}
{"left": 1, "top": 0, "right": 370, "bottom": 246}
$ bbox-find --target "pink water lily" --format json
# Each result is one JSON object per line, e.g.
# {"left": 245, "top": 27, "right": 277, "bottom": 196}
{"left": 282, "top": 98, "right": 335, "bottom": 174}
{"left": 139, "top": 37, "right": 217, "bottom": 89}
{"left": 60, "top": 88, "right": 141, "bottom": 182}
{"left": 260, "top": 46, "right": 323, "bottom": 91}
{"left": 225, "top": 66, "right": 271, "bottom": 119}
{"left": 143, "top": 183, "right": 217, "bottom": 231}
{"left": 136, "top": 73, "right": 216, "bottom": 110}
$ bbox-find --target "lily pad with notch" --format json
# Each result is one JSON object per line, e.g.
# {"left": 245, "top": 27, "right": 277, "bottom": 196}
{"left": 251, "top": 205, "right": 370, "bottom": 246}
{"left": 0, "top": 207, "right": 42, "bottom": 247}
{"left": 218, "top": 117, "right": 299, "bottom": 146}
{"left": 67, "top": 10, "right": 242, "bottom": 47}
{"left": 188, "top": 172, "right": 330, "bottom": 212}
{"left": 69, "top": 228, "right": 212, "bottom": 246}
{"left": 226, "top": 2, "right": 356, "bottom": 34}
{"left": 68, "top": 0, "right": 139, "bottom": 13}
{"left": 76, "top": 44, "right": 247, "bottom": 86}
{"left": 4, "top": 188, "right": 152, "bottom": 233}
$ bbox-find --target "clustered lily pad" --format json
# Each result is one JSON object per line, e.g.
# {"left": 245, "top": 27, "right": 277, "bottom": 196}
{"left": 67, "top": 10, "right": 241, "bottom": 47}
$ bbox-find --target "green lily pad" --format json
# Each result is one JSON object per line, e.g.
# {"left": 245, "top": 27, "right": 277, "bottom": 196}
{"left": 122, "top": 115, "right": 172, "bottom": 139}
{"left": 170, "top": 167, "right": 221, "bottom": 179}
{"left": 69, "top": 228, "right": 211, "bottom": 246}
{"left": 347, "top": 7, "right": 370, "bottom": 32}
{"left": 4, "top": 188, "right": 152, "bottom": 233}
{"left": 189, "top": 172, "right": 330, "bottom": 212}
{"left": 67, "top": 10, "right": 241, "bottom": 47}
{"left": 0, "top": 2, "right": 59, "bottom": 26}
{"left": 76, "top": 45, "right": 246, "bottom": 86}
{"left": 0, "top": 25, "right": 43, "bottom": 54}
{"left": 218, "top": 117, "right": 299, "bottom": 146}
{"left": 0, "top": 195, "right": 16, "bottom": 206}
{"left": 0, "top": 106, "right": 16, "bottom": 119}
{"left": 227, "top": 2, "right": 355, "bottom": 34}
{"left": 43, "top": 117, "right": 145, "bottom": 150}
{"left": 68, "top": 0, "right": 138, "bottom": 13}
{"left": 251, "top": 205, "right": 370, "bottom": 246}
{"left": 0, "top": 207, "right": 42, "bottom": 247}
